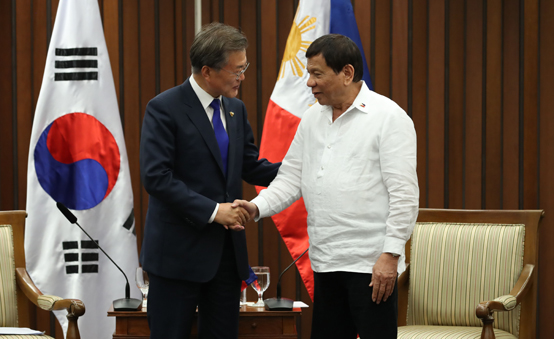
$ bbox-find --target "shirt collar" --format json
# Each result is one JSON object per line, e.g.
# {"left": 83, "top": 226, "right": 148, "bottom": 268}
{"left": 189, "top": 75, "right": 222, "bottom": 110}
{"left": 320, "top": 81, "right": 371, "bottom": 118}
{"left": 348, "top": 81, "right": 371, "bottom": 114}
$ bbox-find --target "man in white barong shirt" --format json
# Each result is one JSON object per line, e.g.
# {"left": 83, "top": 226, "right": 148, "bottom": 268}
{"left": 235, "top": 34, "right": 419, "bottom": 339}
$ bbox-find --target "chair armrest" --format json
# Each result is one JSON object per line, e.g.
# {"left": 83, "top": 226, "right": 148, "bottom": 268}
{"left": 476, "top": 264, "right": 534, "bottom": 339}
{"left": 16, "top": 268, "right": 85, "bottom": 315}
{"left": 16, "top": 267, "right": 85, "bottom": 339}
{"left": 476, "top": 264, "right": 534, "bottom": 318}
{"left": 16, "top": 267, "right": 43, "bottom": 304}
{"left": 510, "top": 264, "right": 534, "bottom": 303}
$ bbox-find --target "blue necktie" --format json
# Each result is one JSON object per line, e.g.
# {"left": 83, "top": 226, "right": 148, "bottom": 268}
{"left": 209, "top": 99, "right": 229, "bottom": 175}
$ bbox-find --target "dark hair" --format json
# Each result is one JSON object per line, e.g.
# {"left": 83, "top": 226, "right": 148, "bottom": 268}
{"left": 305, "top": 34, "right": 363, "bottom": 82}
{"left": 190, "top": 22, "right": 248, "bottom": 74}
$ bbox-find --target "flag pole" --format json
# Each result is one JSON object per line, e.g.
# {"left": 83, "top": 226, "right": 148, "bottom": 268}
{"left": 195, "top": 0, "right": 202, "bottom": 34}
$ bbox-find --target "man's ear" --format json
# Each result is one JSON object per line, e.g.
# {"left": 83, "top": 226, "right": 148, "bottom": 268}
{"left": 342, "top": 64, "right": 355, "bottom": 85}
{"left": 201, "top": 65, "right": 212, "bottom": 80}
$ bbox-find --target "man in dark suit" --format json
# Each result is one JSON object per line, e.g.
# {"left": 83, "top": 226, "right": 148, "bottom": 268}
{"left": 139, "top": 22, "right": 280, "bottom": 339}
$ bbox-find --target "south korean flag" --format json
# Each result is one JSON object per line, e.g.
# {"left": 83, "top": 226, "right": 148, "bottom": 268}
{"left": 25, "top": 0, "right": 140, "bottom": 337}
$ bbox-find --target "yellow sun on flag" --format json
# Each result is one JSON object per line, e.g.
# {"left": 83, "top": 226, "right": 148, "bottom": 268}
{"left": 278, "top": 15, "right": 317, "bottom": 80}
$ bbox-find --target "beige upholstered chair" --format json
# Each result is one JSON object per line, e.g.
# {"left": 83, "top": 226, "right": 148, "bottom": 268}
{"left": 397, "top": 209, "right": 543, "bottom": 339}
{"left": 0, "top": 210, "right": 85, "bottom": 339}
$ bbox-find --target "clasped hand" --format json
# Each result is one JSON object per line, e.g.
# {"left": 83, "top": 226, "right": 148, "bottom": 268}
{"left": 213, "top": 202, "right": 250, "bottom": 231}
{"left": 212, "top": 200, "right": 259, "bottom": 231}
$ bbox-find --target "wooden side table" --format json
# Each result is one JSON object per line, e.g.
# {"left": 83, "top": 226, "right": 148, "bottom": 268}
{"left": 107, "top": 305, "right": 302, "bottom": 339}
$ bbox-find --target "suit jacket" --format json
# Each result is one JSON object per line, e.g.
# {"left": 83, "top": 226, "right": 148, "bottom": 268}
{"left": 139, "top": 79, "right": 280, "bottom": 282}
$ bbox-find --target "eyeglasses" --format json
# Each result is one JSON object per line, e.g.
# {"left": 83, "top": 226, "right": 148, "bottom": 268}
{"left": 221, "top": 62, "right": 250, "bottom": 80}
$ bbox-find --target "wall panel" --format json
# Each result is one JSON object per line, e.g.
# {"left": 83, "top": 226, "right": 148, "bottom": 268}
{"left": 374, "top": 0, "right": 391, "bottom": 97}
{"left": 0, "top": 0, "right": 14, "bottom": 211}
{"left": 122, "top": 0, "right": 143, "bottom": 246}
{"left": 502, "top": 0, "right": 520, "bottom": 210}
{"left": 138, "top": 0, "right": 157, "bottom": 240}
{"left": 464, "top": 0, "right": 483, "bottom": 209}
{"left": 447, "top": 0, "right": 464, "bottom": 209}
{"left": 538, "top": 0, "right": 554, "bottom": 335}
{"left": 522, "top": 0, "right": 539, "bottom": 210}
{"left": 159, "top": 0, "right": 176, "bottom": 92}
{"left": 427, "top": 0, "right": 445, "bottom": 208}
{"left": 175, "top": 0, "right": 184, "bottom": 85}
{"left": 411, "top": 0, "right": 428, "bottom": 207}
{"left": 484, "top": 0, "right": 502, "bottom": 209}
{"left": 2, "top": 0, "right": 554, "bottom": 338}
{"left": 391, "top": 0, "right": 408, "bottom": 111}
{"left": 15, "top": 0, "right": 33, "bottom": 210}
{"left": 32, "top": 0, "right": 47, "bottom": 108}
{"left": 353, "top": 0, "right": 371, "bottom": 80}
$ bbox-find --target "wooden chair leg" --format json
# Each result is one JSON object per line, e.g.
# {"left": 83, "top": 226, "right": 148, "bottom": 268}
{"left": 66, "top": 314, "right": 81, "bottom": 339}
{"left": 65, "top": 300, "right": 85, "bottom": 339}
{"left": 477, "top": 303, "right": 497, "bottom": 339}
{"left": 480, "top": 317, "right": 496, "bottom": 339}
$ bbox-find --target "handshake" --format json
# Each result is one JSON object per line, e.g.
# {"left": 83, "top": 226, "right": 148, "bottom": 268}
{"left": 214, "top": 200, "right": 260, "bottom": 231}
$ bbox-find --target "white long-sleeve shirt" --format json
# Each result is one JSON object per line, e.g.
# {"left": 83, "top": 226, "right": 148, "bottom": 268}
{"left": 252, "top": 82, "right": 419, "bottom": 274}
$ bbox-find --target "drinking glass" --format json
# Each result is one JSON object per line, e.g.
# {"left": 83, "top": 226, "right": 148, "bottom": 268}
{"left": 240, "top": 288, "right": 248, "bottom": 306}
{"left": 135, "top": 267, "right": 149, "bottom": 309}
{"left": 250, "top": 266, "right": 270, "bottom": 307}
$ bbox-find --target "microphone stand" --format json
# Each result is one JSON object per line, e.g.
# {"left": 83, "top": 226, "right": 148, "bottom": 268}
{"left": 264, "top": 247, "right": 309, "bottom": 311}
{"left": 56, "top": 202, "right": 142, "bottom": 311}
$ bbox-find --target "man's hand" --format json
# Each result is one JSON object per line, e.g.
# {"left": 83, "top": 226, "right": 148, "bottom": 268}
{"left": 232, "top": 199, "right": 259, "bottom": 219}
{"left": 369, "top": 253, "right": 399, "bottom": 304}
{"left": 214, "top": 203, "right": 250, "bottom": 231}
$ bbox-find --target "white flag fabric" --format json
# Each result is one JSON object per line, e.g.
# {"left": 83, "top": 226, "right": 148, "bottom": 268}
{"left": 25, "top": 0, "right": 139, "bottom": 338}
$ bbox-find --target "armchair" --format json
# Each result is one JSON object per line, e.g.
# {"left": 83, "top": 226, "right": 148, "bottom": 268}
{"left": 0, "top": 210, "right": 85, "bottom": 339}
{"left": 397, "top": 209, "right": 543, "bottom": 339}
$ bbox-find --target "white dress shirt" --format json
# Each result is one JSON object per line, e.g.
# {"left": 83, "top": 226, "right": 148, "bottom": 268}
{"left": 189, "top": 75, "right": 227, "bottom": 223}
{"left": 252, "top": 82, "right": 419, "bottom": 274}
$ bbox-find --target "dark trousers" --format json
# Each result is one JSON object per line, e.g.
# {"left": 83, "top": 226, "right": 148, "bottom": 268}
{"left": 147, "top": 232, "right": 242, "bottom": 339}
{"left": 310, "top": 271, "right": 398, "bottom": 339}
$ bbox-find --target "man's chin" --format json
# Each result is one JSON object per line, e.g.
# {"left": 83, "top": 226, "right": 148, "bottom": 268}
{"left": 226, "top": 88, "right": 240, "bottom": 98}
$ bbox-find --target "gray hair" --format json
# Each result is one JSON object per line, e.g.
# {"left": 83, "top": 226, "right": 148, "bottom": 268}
{"left": 190, "top": 22, "right": 248, "bottom": 74}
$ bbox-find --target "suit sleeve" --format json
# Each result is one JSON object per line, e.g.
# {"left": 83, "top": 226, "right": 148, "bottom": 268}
{"left": 140, "top": 97, "right": 216, "bottom": 229}
{"left": 239, "top": 102, "right": 281, "bottom": 186}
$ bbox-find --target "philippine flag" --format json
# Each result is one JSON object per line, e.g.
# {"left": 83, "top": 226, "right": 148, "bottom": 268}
{"left": 257, "top": 0, "right": 373, "bottom": 300}
{"left": 25, "top": 0, "right": 139, "bottom": 338}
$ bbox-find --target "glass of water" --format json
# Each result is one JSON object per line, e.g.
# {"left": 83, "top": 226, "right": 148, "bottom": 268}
{"left": 135, "top": 267, "right": 149, "bottom": 309}
{"left": 250, "top": 266, "right": 270, "bottom": 307}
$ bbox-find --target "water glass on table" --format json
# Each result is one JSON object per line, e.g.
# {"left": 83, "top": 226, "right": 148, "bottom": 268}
{"left": 135, "top": 267, "right": 149, "bottom": 309}
{"left": 250, "top": 266, "right": 270, "bottom": 307}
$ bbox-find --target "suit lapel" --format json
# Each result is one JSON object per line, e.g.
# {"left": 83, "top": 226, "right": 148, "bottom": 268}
{"left": 181, "top": 80, "right": 225, "bottom": 175}
{"left": 222, "top": 97, "right": 237, "bottom": 181}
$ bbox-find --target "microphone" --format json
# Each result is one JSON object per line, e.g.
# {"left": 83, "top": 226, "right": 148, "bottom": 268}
{"left": 56, "top": 202, "right": 142, "bottom": 311}
{"left": 264, "top": 247, "right": 309, "bottom": 311}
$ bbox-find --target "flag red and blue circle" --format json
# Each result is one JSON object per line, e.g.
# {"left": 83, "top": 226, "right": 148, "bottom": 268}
{"left": 34, "top": 112, "right": 120, "bottom": 210}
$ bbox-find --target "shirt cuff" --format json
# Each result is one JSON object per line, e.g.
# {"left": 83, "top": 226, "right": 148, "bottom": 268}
{"left": 251, "top": 196, "right": 270, "bottom": 221}
{"left": 208, "top": 203, "right": 219, "bottom": 224}
{"left": 382, "top": 236, "right": 406, "bottom": 256}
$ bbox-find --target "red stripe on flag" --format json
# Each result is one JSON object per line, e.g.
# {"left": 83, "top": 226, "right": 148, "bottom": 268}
{"left": 258, "top": 100, "right": 301, "bottom": 163}
{"left": 256, "top": 100, "right": 314, "bottom": 300}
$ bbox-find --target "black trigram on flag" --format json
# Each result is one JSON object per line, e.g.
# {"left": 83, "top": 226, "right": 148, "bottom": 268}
{"left": 123, "top": 209, "right": 136, "bottom": 235}
{"left": 62, "top": 240, "right": 100, "bottom": 274}
{"left": 55, "top": 47, "right": 98, "bottom": 81}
